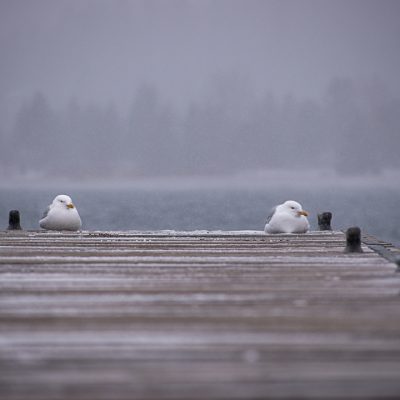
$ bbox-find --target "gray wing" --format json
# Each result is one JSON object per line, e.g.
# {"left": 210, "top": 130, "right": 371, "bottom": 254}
{"left": 265, "top": 206, "right": 277, "bottom": 225}
{"left": 41, "top": 205, "right": 51, "bottom": 219}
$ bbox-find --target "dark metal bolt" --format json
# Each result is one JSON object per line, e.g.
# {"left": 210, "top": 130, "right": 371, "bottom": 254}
{"left": 344, "top": 226, "right": 363, "bottom": 253}
{"left": 7, "top": 210, "right": 22, "bottom": 230}
{"left": 318, "top": 212, "right": 332, "bottom": 231}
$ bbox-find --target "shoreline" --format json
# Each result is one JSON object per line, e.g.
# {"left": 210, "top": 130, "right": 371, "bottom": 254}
{"left": 1, "top": 168, "right": 399, "bottom": 190}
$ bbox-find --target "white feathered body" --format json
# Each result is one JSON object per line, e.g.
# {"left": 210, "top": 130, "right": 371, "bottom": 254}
{"left": 39, "top": 195, "right": 82, "bottom": 231}
{"left": 264, "top": 201, "right": 309, "bottom": 234}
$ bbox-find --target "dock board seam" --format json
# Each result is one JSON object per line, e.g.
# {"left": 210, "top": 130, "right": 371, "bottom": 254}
{"left": 361, "top": 234, "right": 400, "bottom": 268}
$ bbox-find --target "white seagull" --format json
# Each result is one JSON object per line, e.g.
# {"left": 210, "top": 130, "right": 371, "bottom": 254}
{"left": 39, "top": 194, "right": 82, "bottom": 231}
{"left": 264, "top": 200, "right": 309, "bottom": 234}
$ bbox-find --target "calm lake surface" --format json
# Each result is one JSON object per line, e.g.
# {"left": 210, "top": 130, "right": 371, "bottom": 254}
{"left": 1, "top": 184, "right": 399, "bottom": 246}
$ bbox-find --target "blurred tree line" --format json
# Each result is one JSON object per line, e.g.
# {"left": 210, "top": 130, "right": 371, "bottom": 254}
{"left": 1, "top": 76, "right": 399, "bottom": 179}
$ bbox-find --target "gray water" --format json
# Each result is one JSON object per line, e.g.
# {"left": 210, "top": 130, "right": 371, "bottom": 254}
{"left": 0, "top": 186, "right": 399, "bottom": 246}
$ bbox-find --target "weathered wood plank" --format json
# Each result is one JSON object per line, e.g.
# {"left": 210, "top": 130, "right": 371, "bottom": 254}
{"left": 0, "top": 230, "right": 400, "bottom": 399}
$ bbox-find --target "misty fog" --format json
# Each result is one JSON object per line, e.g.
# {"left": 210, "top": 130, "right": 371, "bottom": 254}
{"left": 1, "top": 0, "right": 400, "bottom": 181}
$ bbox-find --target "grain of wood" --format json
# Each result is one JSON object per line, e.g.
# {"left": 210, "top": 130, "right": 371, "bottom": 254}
{"left": 0, "top": 230, "right": 400, "bottom": 399}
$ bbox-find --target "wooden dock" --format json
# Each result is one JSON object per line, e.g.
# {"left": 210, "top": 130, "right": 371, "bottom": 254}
{"left": 1, "top": 230, "right": 400, "bottom": 399}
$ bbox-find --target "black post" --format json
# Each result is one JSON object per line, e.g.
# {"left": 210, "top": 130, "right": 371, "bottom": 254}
{"left": 318, "top": 212, "right": 332, "bottom": 231}
{"left": 395, "top": 256, "right": 400, "bottom": 272}
{"left": 344, "top": 226, "right": 363, "bottom": 253}
{"left": 7, "top": 210, "right": 22, "bottom": 230}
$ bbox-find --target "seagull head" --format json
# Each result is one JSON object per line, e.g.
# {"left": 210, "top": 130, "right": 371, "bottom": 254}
{"left": 281, "top": 200, "right": 309, "bottom": 218}
{"left": 53, "top": 194, "right": 75, "bottom": 209}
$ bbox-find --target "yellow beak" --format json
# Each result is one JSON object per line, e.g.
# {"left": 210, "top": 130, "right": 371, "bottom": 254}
{"left": 67, "top": 203, "right": 75, "bottom": 209}
{"left": 298, "top": 210, "right": 309, "bottom": 217}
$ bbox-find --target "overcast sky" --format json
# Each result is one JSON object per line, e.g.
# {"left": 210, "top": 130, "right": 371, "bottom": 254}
{"left": 1, "top": 0, "right": 400, "bottom": 119}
